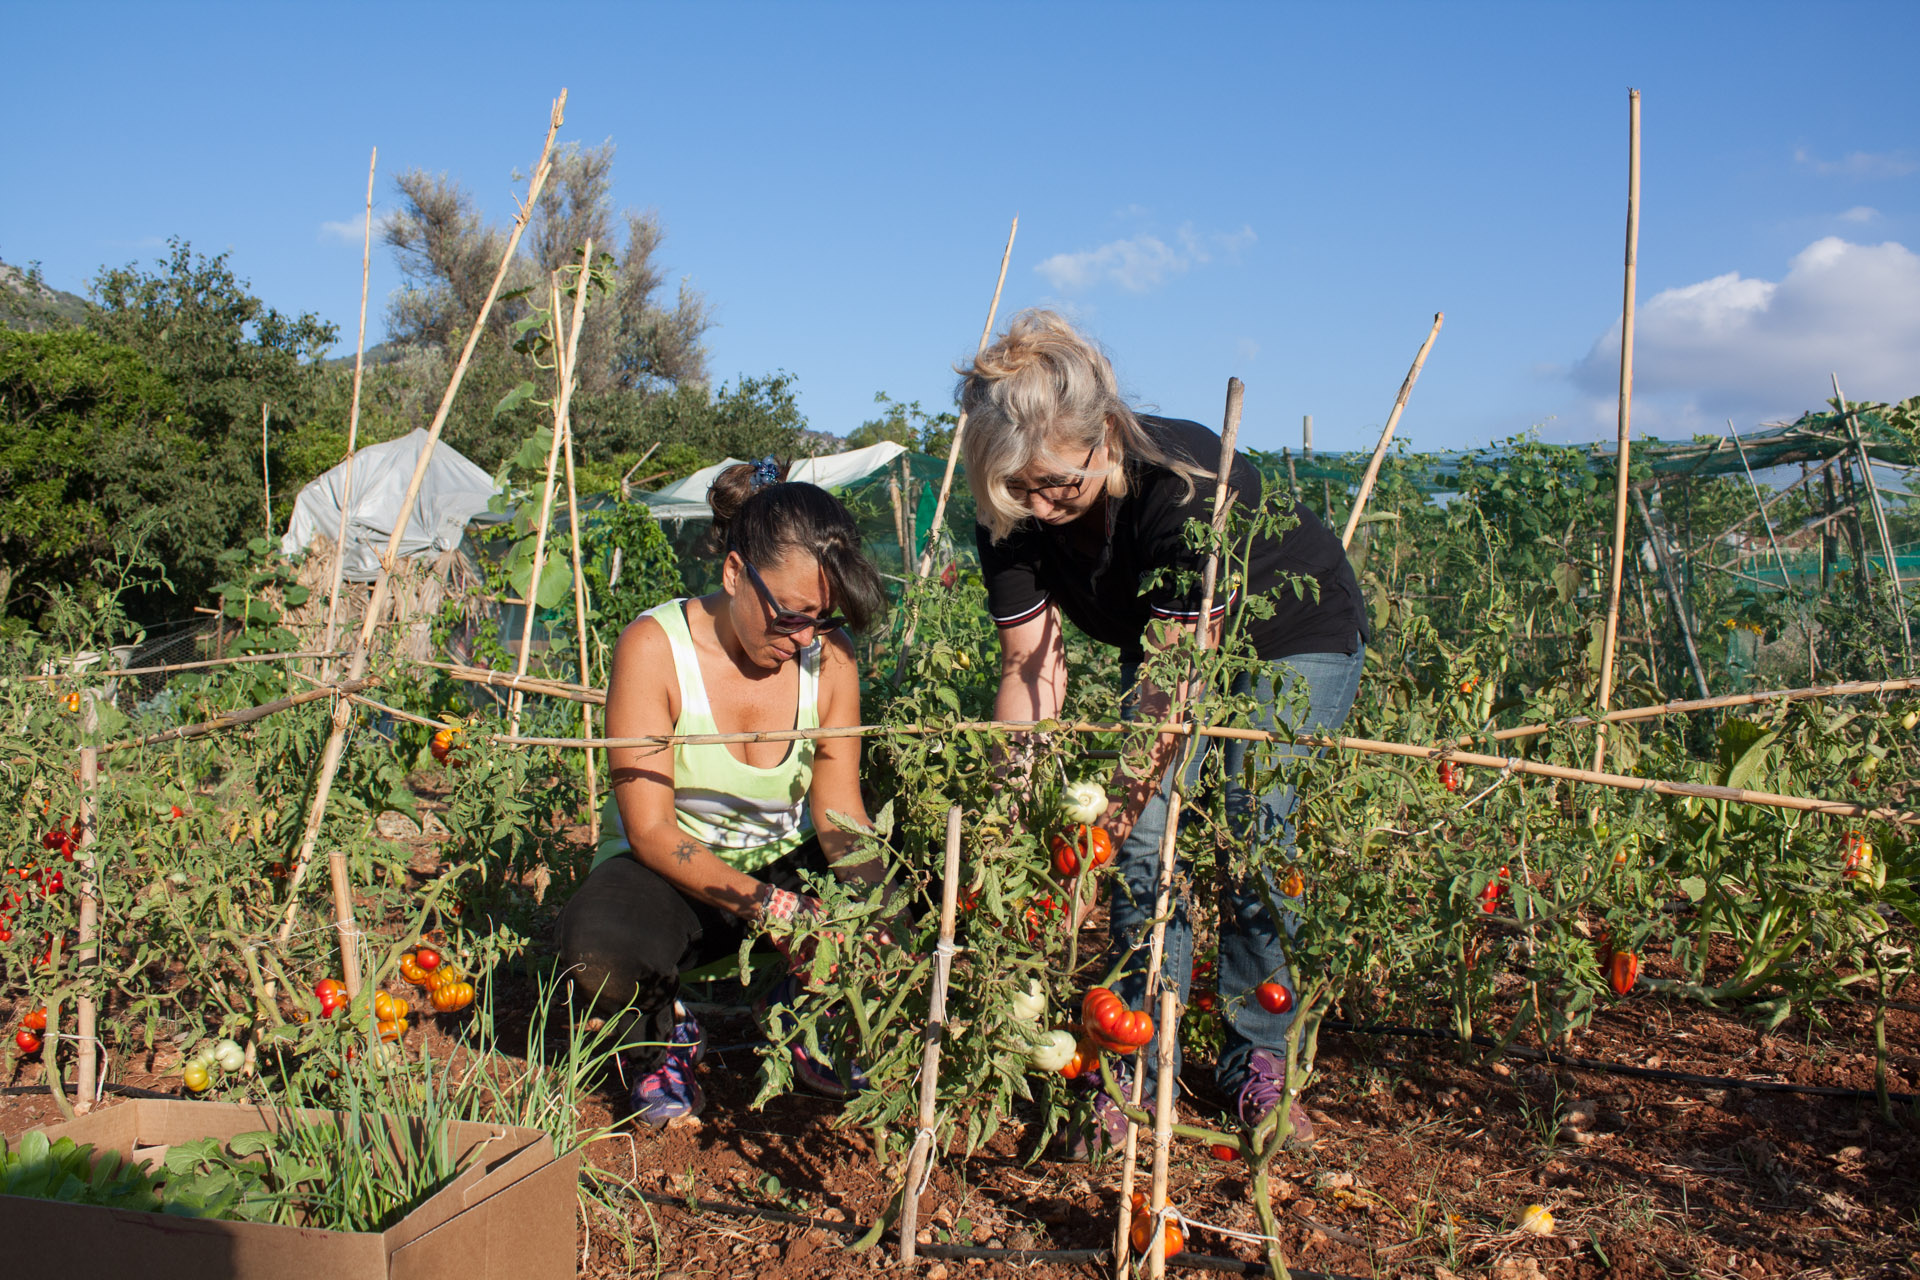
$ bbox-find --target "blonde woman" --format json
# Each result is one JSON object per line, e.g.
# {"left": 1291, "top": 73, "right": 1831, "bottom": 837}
{"left": 960, "top": 310, "right": 1368, "bottom": 1152}
{"left": 557, "top": 462, "right": 889, "bottom": 1126}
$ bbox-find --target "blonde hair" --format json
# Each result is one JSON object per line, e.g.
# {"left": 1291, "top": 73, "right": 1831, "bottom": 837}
{"left": 957, "top": 309, "right": 1206, "bottom": 541}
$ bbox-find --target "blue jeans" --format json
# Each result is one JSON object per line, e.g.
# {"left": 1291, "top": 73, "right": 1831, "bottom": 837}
{"left": 1106, "top": 640, "right": 1366, "bottom": 1091}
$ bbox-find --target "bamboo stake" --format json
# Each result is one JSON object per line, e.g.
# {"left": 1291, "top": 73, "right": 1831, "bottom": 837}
{"left": 1339, "top": 313, "right": 1442, "bottom": 549}
{"left": 1592, "top": 88, "right": 1641, "bottom": 776}
{"left": 560, "top": 418, "right": 599, "bottom": 845}
{"left": 261, "top": 404, "right": 273, "bottom": 541}
{"left": 1636, "top": 487, "right": 1711, "bottom": 699}
{"left": 73, "top": 701, "right": 100, "bottom": 1113}
{"left": 15, "top": 650, "right": 339, "bottom": 684}
{"left": 1727, "top": 421, "right": 1793, "bottom": 591}
{"left": 321, "top": 146, "right": 379, "bottom": 678}
{"left": 500, "top": 718, "right": 1917, "bottom": 824}
{"left": 510, "top": 248, "right": 592, "bottom": 736}
{"left": 1123, "top": 377, "right": 1244, "bottom": 1280}
{"left": 1494, "top": 676, "right": 1920, "bottom": 741}
{"left": 1700, "top": 457, "right": 1835, "bottom": 552}
{"left": 418, "top": 659, "right": 604, "bottom": 703}
{"left": 97, "top": 679, "right": 376, "bottom": 754}
{"left": 276, "top": 92, "right": 568, "bottom": 989}
{"left": 899, "top": 805, "right": 963, "bottom": 1267}
{"left": 915, "top": 217, "right": 1017, "bottom": 580}
{"left": 1832, "top": 374, "right": 1914, "bottom": 669}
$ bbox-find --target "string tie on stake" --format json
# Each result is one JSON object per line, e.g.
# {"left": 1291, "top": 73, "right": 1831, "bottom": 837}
{"left": 909, "top": 1126, "right": 940, "bottom": 1197}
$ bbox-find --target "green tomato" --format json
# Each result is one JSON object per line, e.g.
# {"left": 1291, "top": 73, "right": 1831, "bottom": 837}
{"left": 1008, "top": 979, "right": 1046, "bottom": 1024}
{"left": 182, "top": 1062, "right": 211, "bottom": 1093}
{"left": 1062, "top": 781, "right": 1109, "bottom": 825}
{"left": 1903, "top": 711, "right": 1918, "bottom": 731}
{"left": 214, "top": 1039, "right": 246, "bottom": 1072}
{"left": 1026, "top": 1029, "right": 1076, "bottom": 1073}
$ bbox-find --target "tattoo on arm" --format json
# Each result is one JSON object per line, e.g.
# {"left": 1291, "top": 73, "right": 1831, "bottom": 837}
{"left": 669, "top": 837, "right": 701, "bottom": 865}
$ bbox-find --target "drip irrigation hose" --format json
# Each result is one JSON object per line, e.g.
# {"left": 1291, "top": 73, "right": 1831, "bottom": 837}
{"left": 1322, "top": 1020, "right": 1918, "bottom": 1104}
{"left": 2, "top": 1081, "right": 176, "bottom": 1099}
{"left": 629, "top": 1189, "right": 1365, "bottom": 1278}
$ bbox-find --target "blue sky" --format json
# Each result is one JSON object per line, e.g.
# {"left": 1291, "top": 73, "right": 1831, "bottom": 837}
{"left": 5, "top": 2, "right": 1917, "bottom": 456}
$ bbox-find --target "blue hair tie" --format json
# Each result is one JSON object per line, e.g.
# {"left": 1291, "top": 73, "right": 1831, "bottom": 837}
{"left": 753, "top": 456, "right": 779, "bottom": 488}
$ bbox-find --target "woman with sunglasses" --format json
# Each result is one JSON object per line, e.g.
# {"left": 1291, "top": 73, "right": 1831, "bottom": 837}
{"left": 959, "top": 310, "right": 1369, "bottom": 1154}
{"left": 556, "top": 461, "right": 888, "bottom": 1126}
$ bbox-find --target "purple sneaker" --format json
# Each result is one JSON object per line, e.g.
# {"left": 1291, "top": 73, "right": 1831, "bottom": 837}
{"left": 1059, "top": 1061, "right": 1146, "bottom": 1160}
{"left": 627, "top": 1003, "right": 707, "bottom": 1128}
{"left": 752, "top": 977, "right": 868, "bottom": 1100}
{"left": 1235, "top": 1048, "right": 1316, "bottom": 1147}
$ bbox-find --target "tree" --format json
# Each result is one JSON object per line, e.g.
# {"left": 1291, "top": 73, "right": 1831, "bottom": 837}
{"left": 847, "top": 392, "right": 957, "bottom": 456}
{"left": 86, "top": 240, "right": 338, "bottom": 614}
{"left": 384, "top": 141, "right": 710, "bottom": 396}
{"left": 0, "top": 329, "right": 195, "bottom": 627}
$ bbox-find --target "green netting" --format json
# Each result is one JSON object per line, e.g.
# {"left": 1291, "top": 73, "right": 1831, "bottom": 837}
{"left": 1262, "top": 409, "right": 1917, "bottom": 491}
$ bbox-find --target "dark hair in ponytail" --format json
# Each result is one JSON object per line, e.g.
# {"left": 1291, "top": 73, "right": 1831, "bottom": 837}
{"left": 706, "top": 462, "right": 887, "bottom": 633}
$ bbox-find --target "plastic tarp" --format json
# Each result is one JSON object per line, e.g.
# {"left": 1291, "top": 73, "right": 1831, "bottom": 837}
{"left": 635, "top": 441, "right": 912, "bottom": 522}
{"left": 280, "top": 428, "right": 503, "bottom": 581}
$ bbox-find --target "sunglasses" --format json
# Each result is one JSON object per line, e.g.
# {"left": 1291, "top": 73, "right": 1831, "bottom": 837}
{"left": 1005, "top": 441, "right": 1100, "bottom": 504}
{"left": 739, "top": 557, "right": 845, "bottom": 636}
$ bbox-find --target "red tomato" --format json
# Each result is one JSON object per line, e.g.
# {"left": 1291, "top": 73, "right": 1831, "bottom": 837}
{"left": 1209, "top": 1143, "right": 1238, "bottom": 1162}
{"left": 1050, "top": 827, "right": 1114, "bottom": 877}
{"left": 1254, "top": 982, "right": 1293, "bottom": 1014}
{"left": 169, "top": 804, "right": 184, "bottom": 819}
{"left": 1192, "top": 991, "right": 1216, "bottom": 1013}
{"left": 414, "top": 947, "right": 442, "bottom": 972}
{"left": 1082, "top": 987, "right": 1155, "bottom": 1052}
{"left": 23, "top": 1006, "right": 47, "bottom": 1032}
{"left": 1438, "top": 761, "right": 1461, "bottom": 793}
{"left": 16, "top": 1030, "right": 42, "bottom": 1054}
{"left": 1609, "top": 951, "right": 1640, "bottom": 996}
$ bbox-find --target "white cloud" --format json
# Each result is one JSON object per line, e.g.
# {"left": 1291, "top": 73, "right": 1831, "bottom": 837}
{"left": 1572, "top": 237, "right": 1920, "bottom": 429}
{"left": 319, "top": 218, "right": 365, "bottom": 244}
{"left": 1235, "top": 337, "right": 1261, "bottom": 363}
{"left": 1035, "top": 222, "right": 1256, "bottom": 293}
{"left": 1838, "top": 206, "right": 1880, "bottom": 223}
{"left": 1793, "top": 147, "right": 1918, "bottom": 178}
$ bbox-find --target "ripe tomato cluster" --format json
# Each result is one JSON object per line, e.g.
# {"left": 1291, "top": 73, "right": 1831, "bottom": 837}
{"left": 13, "top": 1005, "right": 48, "bottom": 1055}
{"left": 1479, "top": 867, "right": 1511, "bottom": 914}
{"left": 1082, "top": 986, "right": 1155, "bottom": 1053}
{"left": 400, "top": 946, "right": 475, "bottom": 1012}
{"left": 373, "top": 990, "right": 412, "bottom": 1042}
{"left": 1841, "top": 832, "right": 1874, "bottom": 881}
{"left": 429, "top": 726, "right": 464, "bottom": 766}
{"left": 1049, "top": 825, "right": 1114, "bottom": 878}
{"left": 2, "top": 822, "right": 77, "bottom": 944}
{"left": 1438, "top": 760, "right": 1462, "bottom": 793}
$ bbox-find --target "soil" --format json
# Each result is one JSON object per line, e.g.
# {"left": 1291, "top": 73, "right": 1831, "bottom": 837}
{"left": 5, "top": 805, "right": 1917, "bottom": 1279}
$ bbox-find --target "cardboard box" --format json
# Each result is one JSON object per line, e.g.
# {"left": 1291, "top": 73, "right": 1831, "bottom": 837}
{"left": 0, "top": 1099, "right": 580, "bottom": 1280}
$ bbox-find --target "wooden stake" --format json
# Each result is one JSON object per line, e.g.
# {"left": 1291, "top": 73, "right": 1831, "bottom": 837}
{"left": 15, "top": 650, "right": 337, "bottom": 684}
{"left": 511, "top": 249, "right": 592, "bottom": 736}
{"left": 1492, "top": 675, "right": 1920, "bottom": 742}
{"left": 1725, "top": 420, "right": 1797, "bottom": 591}
{"left": 276, "top": 93, "right": 568, "bottom": 990}
{"left": 98, "top": 679, "right": 375, "bottom": 754}
{"left": 899, "top": 805, "right": 963, "bottom": 1266}
{"left": 1121, "top": 377, "right": 1245, "bottom": 1280}
{"left": 261, "top": 404, "right": 273, "bottom": 541}
{"left": 915, "top": 217, "right": 1017, "bottom": 580}
{"left": 1592, "top": 88, "right": 1641, "bottom": 775}
{"left": 1832, "top": 374, "right": 1914, "bottom": 669}
{"left": 322, "top": 147, "right": 378, "bottom": 677}
{"left": 1339, "top": 313, "right": 1442, "bottom": 549}
{"left": 73, "top": 701, "right": 100, "bottom": 1113}
{"left": 560, "top": 417, "right": 599, "bottom": 846}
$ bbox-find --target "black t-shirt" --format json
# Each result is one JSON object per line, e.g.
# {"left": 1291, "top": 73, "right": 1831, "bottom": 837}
{"left": 977, "top": 415, "right": 1369, "bottom": 663}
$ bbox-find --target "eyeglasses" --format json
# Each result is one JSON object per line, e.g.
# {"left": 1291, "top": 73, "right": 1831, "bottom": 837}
{"left": 1005, "top": 441, "right": 1100, "bottom": 505}
{"left": 739, "top": 557, "right": 845, "bottom": 636}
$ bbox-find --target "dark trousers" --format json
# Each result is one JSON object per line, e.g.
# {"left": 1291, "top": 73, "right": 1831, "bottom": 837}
{"left": 554, "top": 839, "right": 826, "bottom": 1072}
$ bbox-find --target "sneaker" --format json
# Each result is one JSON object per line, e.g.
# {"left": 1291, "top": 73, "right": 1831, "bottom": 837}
{"left": 1058, "top": 1061, "right": 1147, "bottom": 1161}
{"left": 752, "top": 976, "right": 867, "bottom": 1100}
{"left": 1235, "top": 1048, "right": 1316, "bottom": 1147}
{"left": 668, "top": 1001, "right": 707, "bottom": 1068}
{"left": 628, "top": 1050, "right": 705, "bottom": 1127}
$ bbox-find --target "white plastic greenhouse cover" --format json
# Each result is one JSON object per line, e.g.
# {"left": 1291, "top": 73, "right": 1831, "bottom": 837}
{"left": 637, "top": 441, "right": 910, "bottom": 521}
{"left": 280, "top": 428, "right": 502, "bottom": 581}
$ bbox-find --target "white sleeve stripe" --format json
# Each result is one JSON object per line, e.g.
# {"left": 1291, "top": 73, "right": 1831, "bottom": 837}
{"left": 991, "top": 596, "right": 1051, "bottom": 627}
{"left": 1149, "top": 589, "right": 1238, "bottom": 620}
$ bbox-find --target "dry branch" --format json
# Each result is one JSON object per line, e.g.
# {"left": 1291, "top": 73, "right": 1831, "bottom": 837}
{"left": 417, "top": 659, "right": 604, "bottom": 704}
{"left": 17, "top": 650, "right": 340, "bottom": 684}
